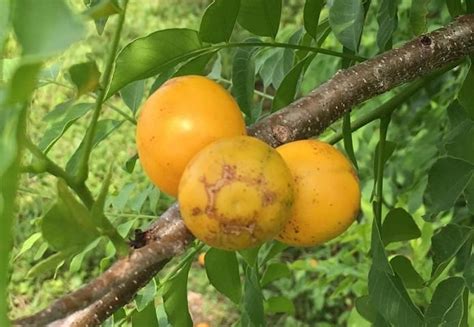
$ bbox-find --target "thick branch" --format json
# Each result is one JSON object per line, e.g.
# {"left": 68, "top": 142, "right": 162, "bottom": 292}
{"left": 248, "top": 14, "right": 474, "bottom": 146}
{"left": 13, "top": 14, "right": 474, "bottom": 327}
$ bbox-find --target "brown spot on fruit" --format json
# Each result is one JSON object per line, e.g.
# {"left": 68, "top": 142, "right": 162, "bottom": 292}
{"left": 192, "top": 207, "right": 201, "bottom": 216}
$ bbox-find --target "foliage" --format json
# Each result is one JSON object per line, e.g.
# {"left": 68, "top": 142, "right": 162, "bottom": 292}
{"left": 1, "top": 0, "right": 473, "bottom": 326}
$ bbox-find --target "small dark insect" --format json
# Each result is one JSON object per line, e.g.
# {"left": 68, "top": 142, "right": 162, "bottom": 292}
{"left": 420, "top": 36, "right": 432, "bottom": 46}
{"left": 129, "top": 229, "right": 147, "bottom": 249}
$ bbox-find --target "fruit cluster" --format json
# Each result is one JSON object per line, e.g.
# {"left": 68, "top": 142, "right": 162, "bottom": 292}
{"left": 136, "top": 76, "right": 361, "bottom": 250}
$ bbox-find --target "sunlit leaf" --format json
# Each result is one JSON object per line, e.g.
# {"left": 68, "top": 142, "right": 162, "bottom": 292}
{"left": 83, "top": 0, "right": 121, "bottom": 20}
{"left": 108, "top": 29, "right": 203, "bottom": 96}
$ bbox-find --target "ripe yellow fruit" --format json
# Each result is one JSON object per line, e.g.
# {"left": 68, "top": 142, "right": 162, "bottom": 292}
{"left": 136, "top": 75, "right": 246, "bottom": 196}
{"left": 178, "top": 136, "right": 294, "bottom": 250}
{"left": 276, "top": 140, "right": 360, "bottom": 247}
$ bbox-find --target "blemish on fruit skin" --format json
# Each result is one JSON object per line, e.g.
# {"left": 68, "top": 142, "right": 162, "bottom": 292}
{"left": 192, "top": 207, "right": 201, "bottom": 216}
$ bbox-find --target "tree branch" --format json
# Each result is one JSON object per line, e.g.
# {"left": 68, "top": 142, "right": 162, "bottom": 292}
{"left": 13, "top": 14, "right": 474, "bottom": 327}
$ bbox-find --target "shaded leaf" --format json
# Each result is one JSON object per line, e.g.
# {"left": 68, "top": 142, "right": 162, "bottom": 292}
{"left": 409, "top": 0, "right": 429, "bottom": 35}
{"left": 12, "top": 0, "right": 84, "bottom": 58}
{"left": 66, "top": 119, "right": 122, "bottom": 174}
{"left": 199, "top": 0, "right": 240, "bottom": 43}
{"left": 69, "top": 238, "right": 102, "bottom": 272}
{"left": 382, "top": 208, "right": 421, "bottom": 245}
{"left": 370, "top": 206, "right": 393, "bottom": 273}
{"left": 135, "top": 279, "right": 157, "bottom": 311}
{"left": 0, "top": 0, "right": 11, "bottom": 47}
{"left": 174, "top": 51, "right": 216, "bottom": 77}
{"left": 41, "top": 180, "right": 99, "bottom": 251}
{"left": 424, "top": 157, "right": 474, "bottom": 219}
{"left": 237, "top": 0, "right": 281, "bottom": 38}
{"left": 445, "top": 121, "right": 474, "bottom": 164}
{"left": 261, "top": 262, "right": 291, "bottom": 286}
{"left": 120, "top": 79, "right": 145, "bottom": 116}
{"left": 446, "top": 0, "right": 465, "bottom": 17}
{"left": 328, "top": 0, "right": 365, "bottom": 52}
{"left": 123, "top": 153, "right": 138, "bottom": 174}
{"left": 458, "top": 63, "right": 474, "bottom": 120}
{"left": 239, "top": 246, "right": 260, "bottom": 267}
{"left": 265, "top": 296, "right": 295, "bottom": 314}
{"left": 108, "top": 29, "right": 203, "bottom": 96}
{"left": 38, "top": 102, "right": 94, "bottom": 153}
{"left": 131, "top": 301, "right": 159, "bottom": 327}
{"left": 272, "top": 54, "right": 314, "bottom": 111}
{"left": 465, "top": 178, "right": 474, "bottom": 214}
{"left": 69, "top": 61, "right": 101, "bottom": 97}
{"left": 242, "top": 267, "right": 265, "bottom": 327}
{"left": 425, "top": 277, "right": 466, "bottom": 326}
{"left": 27, "top": 250, "right": 73, "bottom": 278}
{"left": 205, "top": 248, "right": 241, "bottom": 304}
{"left": 431, "top": 224, "right": 473, "bottom": 280}
{"left": 261, "top": 240, "right": 287, "bottom": 265}
{"left": 355, "top": 295, "right": 377, "bottom": 323}
{"left": 83, "top": 0, "right": 121, "bottom": 20}
{"left": 463, "top": 254, "right": 474, "bottom": 292}
{"left": 231, "top": 38, "right": 260, "bottom": 118}
{"left": 368, "top": 268, "right": 424, "bottom": 326}
{"left": 376, "top": 0, "right": 398, "bottom": 51}
{"left": 303, "top": 0, "right": 325, "bottom": 39}
{"left": 390, "top": 255, "right": 424, "bottom": 289}
{"left": 163, "top": 261, "right": 193, "bottom": 327}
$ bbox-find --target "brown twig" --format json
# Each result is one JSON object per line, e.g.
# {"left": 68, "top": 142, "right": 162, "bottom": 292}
{"left": 13, "top": 14, "right": 474, "bottom": 327}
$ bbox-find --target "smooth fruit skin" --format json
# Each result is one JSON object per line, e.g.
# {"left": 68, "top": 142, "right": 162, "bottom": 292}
{"left": 276, "top": 140, "right": 360, "bottom": 247}
{"left": 178, "top": 136, "right": 294, "bottom": 251}
{"left": 136, "top": 75, "right": 246, "bottom": 196}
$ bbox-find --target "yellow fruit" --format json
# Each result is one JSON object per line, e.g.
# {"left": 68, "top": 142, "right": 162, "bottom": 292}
{"left": 136, "top": 75, "right": 246, "bottom": 196}
{"left": 276, "top": 140, "right": 360, "bottom": 247}
{"left": 178, "top": 136, "right": 294, "bottom": 250}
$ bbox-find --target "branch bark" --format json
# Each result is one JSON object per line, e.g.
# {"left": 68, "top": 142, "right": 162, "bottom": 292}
{"left": 13, "top": 14, "right": 474, "bottom": 327}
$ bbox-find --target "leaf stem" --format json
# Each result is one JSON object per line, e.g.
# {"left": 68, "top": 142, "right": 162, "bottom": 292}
{"left": 25, "top": 138, "right": 94, "bottom": 208}
{"left": 76, "top": 0, "right": 129, "bottom": 183}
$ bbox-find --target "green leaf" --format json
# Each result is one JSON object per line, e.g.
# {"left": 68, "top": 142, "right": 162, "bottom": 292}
{"left": 381, "top": 208, "right": 421, "bottom": 245}
{"left": 135, "top": 279, "right": 157, "bottom": 311}
{"left": 328, "top": 0, "right": 365, "bottom": 52}
{"left": 120, "top": 79, "right": 145, "bottom": 116}
{"left": 242, "top": 267, "right": 265, "bottom": 327}
{"left": 463, "top": 254, "right": 474, "bottom": 292}
{"left": 123, "top": 153, "right": 138, "bottom": 174}
{"left": 445, "top": 121, "right": 474, "bottom": 165}
{"left": 205, "top": 248, "right": 242, "bottom": 304}
{"left": 468, "top": 0, "right": 474, "bottom": 13}
{"left": 260, "top": 262, "right": 291, "bottom": 286}
{"left": 38, "top": 102, "right": 94, "bottom": 153}
{"left": 370, "top": 206, "right": 393, "bottom": 273}
{"left": 163, "top": 261, "right": 193, "bottom": 327}
{"left": 14, "top": 232, "right": 42, "bottom": 260}
{"left": 83, "top": 0, "right": 121, "bottom": 20}
{"left": 0, "top": 0, "right": 10, "bottom": 47}
{"left": 272, "top": 54, "right": 314, "bottom": 111}
{"left": 66, "top": 119, "right": 122, "bottom": 174}
{"left": 231, "top": 38, "right": 260, "bottom": 118}
{"left": 303, "top": 0, "right": 325, "bottom": 39}
{"left": 446, "top": 0, "right": 465, "bottom": 17}
{"left": 173, "top": 51, "right": 216, "bottom": 77}
{"left": 355, "top": 295, "right": 377, "bottom": 323}
{"left": 431, "top": 224, "right": 473, "bottom": 280}
{"left": 409, "top": 0, "right": 429, "bottom": 35}
{"left": 237, "top": 0, "right": 282, "bottom": 38}
{"left": 12, "top": 0, "right": 84, "bottom": 58}
{"left": 131, "top": 301, "right": 159, "bottom": 327}
{"left": 41, "top": 180, "right": 100, "bottom": 251}
{"left": 447, "top": 100, "right": 471, "bottom": 127}
{"left": 260, "top": 240, "right": 287, "bottom": 265}
{"left": 69, "top": 237, "right": 102, "bottom": 272}
{"left": 239, "top": 246, "right": 260, "bottom": 266}
{"left": 265, "top": 296, "right": 295, "bottom": 315}
{"left": 464, "top": 173, "right": 474, "bottom": 214}
{"left": 27, "top": 250, "right": 73, "bottom": 278}
{"left": 68, "top": 61, "right": 101, "bottom": 97}
{"left": 368, "top": 268, "right": 424, "bottom": 326}
{"left": 372, "top": 140, "right": 396, "bottom": 200}
{"left": 376, "top": 0, "right": 398, "bottom": 51}
{"left": 199, "top": 0, "right": 240, "bottom": 43}
{"left": 424, "top": 157, "right": 474, "bottom": 219}
{"left": 425, "top": 277, "right": 466, "bottom": 326}
{"left": 458, "top": 63, "right": 474, "bottom": 120}
{"left": 108, "top": 29, "right": 203, "bottom": 96}
{"left": 390, "top": 255, "right": 424, "bottom": 289}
